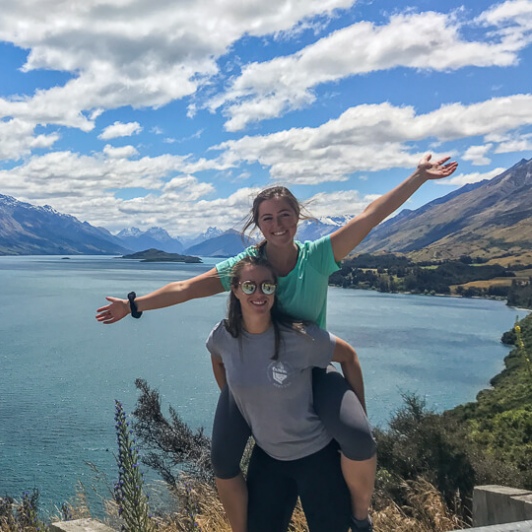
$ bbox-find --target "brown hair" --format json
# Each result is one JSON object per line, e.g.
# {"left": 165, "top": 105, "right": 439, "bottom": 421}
{"left": 224, "top": 255, "right": 305, "bottom": 360}
{"left": 241, "top": 186, "right": 315, "bottom": 249}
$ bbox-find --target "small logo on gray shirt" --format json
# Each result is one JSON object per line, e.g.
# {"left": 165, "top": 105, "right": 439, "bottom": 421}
{"left": 268, "top": 361, "right": 293, "bottom": 388}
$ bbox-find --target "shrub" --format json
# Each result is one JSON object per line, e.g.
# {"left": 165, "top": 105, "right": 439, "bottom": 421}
{"left": 132, "top": 379, "right": 214, "bottom": 488}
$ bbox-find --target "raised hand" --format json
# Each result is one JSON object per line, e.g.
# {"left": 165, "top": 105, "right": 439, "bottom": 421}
{"left": 417, "top": 153, "right": 458, "bottom": 179}
{"left": 96, "top": 296, "right": 129, "bottom": 324}
{"left": 417, "top": 153, "right": 458, "bottom": 181}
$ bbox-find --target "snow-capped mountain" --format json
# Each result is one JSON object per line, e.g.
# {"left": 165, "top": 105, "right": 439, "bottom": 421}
{"left": 0, "top": 194, "right": 129, "bottom": 255}
{"left": 115, "top": 226, "right": 184, "bottom": 253}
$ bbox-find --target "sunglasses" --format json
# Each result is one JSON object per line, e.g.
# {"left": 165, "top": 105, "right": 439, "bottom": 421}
{"left": 239, "top": 280, "right": 277, "bottom": 296}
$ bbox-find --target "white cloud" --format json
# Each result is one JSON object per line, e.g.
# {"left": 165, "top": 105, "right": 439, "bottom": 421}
{"left": 0, "top": 118, "right": 60, "bottom": 161}
{"left": 435, "top": 167, "right": 506, "bottom": 186}
{"left": 2, "top": 87, "right": 531, "bottom": 236}
{"left": 0, "top": 0, "right": 353, "bottom": 136}
{"left": 477, "top": 0, "right": 532, "bottom": 29}
{"left": 0, "top": 150, "right": 190, "bottom": 202}
{"left": 99, "top": 121, "right": 143, "bottom": 140}
{"left": 494, "top": 133, "right": 532, "bottom": 153}
{"left": 212, "top": 95, "right": 532, "bottom": 184}
{"left": 463, "top": 144, "right": 493, "bottom": 165}
{"left": 103, "top": 144, "right": 139, "bottom": 158}
{"left": 209, "top": 7, "right": 531, "bottom": 130}
{"left": 305, "top": 190, "right": 380, "bottom": 218}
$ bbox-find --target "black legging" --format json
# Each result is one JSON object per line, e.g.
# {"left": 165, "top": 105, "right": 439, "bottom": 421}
{"left": 211, "top": 364, "right": 376, "bottom": 479}
{"left": 247, "top": 440, "right": 352, "bottom": 532}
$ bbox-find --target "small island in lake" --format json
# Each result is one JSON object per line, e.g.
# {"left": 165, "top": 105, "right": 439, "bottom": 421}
{"left": 120, "top": 248, "right": 203, "bottom": 263}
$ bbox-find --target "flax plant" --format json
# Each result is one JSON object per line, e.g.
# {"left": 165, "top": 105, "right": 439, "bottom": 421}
{"left": 114, "top": 400, "right": 156, "bottom": 532}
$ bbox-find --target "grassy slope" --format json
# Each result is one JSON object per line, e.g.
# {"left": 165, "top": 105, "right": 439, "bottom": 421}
{"left": 445, "top": 312, "right": 532, "bottom": 483}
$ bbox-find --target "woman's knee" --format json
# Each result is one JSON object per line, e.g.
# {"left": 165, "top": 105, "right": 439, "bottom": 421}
{"left": 312, "top": 367, "right": 376, "bottom": 461}
{"left": 338, "top": 428, "right": 376, "bottom": 461}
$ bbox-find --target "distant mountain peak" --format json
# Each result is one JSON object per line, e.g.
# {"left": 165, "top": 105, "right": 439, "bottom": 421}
{"left": 114, "top": 226, "right": 183, "bottom": 253}
{"left": 356, "top": 157, "right": 532, "bottom": 261}
{"left": 0, "top": 194, "right": 130, "bottom": 255}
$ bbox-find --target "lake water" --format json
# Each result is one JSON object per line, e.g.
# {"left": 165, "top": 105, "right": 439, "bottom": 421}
{"left": 0, "top": 255, "right": 529, "bottom": 515}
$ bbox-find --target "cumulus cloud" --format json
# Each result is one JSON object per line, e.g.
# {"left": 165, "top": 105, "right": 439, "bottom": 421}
{"left": 435, "top": 167, "right": 507, "bottom": 186}
{"left": 212, "top": 94, "right": 532, "bottom": 184}
{"left": 0, "top": 119, "right": 60, "bottom": 161}
{"left": 493, "top": 133, "right": 532, "bottom": 152}
{"left": 209, "top": 6, "right": 532, "bottom": 130}
{"left": 2, "top": 88, "right": 532, "bottom": 236}
{"left": 0, "top": 0, "right": 353, "bottom": 137}
{"left": 463, "top": 144, "right": 493, "bottom": 165}
{"left": 477, "top": 0, "right": 532, "bottom": 28}
{"left": 103, "top": 144, "right": 139, "bottom": 158}
{"left": 0, "top": 150, "right": 190, "bottom": 203}
{"left": 0, "top": 1, "right": 531, "bottom": 236}
{"left": 304, "top": 190, "right": 381, "bottom": 218}
{"left": 99, "top": 121, "right": 143, "bottom": 140}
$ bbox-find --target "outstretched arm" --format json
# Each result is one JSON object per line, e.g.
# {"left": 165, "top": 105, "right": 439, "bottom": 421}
{"left": 332, "top": 336, "right": 367, "bottom": 413}
{"left": 330, "top": 154, "right": 458, "bottom": 261}
{"left": 95, "top": 267, "right": 224, "bottom": 324}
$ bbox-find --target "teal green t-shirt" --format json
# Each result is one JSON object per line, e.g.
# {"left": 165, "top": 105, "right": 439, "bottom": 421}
{"left": 215, "top": 235, "right": 340, "bottom": 329}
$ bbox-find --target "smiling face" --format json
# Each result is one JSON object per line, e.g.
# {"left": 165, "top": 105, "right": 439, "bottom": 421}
{"left": 257, "top": 197, "right": 298, "bottom": 246}
{"left": 232, "top": 264, "right": 276, "bottom": 323}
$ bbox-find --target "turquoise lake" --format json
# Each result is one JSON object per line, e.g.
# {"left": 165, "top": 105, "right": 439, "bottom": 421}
{"left": 0, "top": 255, "right": 529, "bottom": 515}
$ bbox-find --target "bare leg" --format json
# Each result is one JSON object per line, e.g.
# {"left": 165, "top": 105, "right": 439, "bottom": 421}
{"left": 216, "top": 473, "right": 248, "bottom": 532}
{"left": 341, "top": 453, "right": 377, "bottom": 521}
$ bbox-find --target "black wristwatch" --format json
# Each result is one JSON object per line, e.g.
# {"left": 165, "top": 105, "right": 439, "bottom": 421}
{"left": 127, "top": 291, "right": 143, "bottom": 319}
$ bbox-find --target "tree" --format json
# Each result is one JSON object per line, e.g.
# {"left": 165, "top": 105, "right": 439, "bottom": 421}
{"left": 132, "top": 378, "right": 213, "bottom": 488}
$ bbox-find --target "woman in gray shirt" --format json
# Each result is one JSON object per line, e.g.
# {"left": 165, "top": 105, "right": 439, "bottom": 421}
{"left": 206, "top": 255, "right": 374, "bottom": 532}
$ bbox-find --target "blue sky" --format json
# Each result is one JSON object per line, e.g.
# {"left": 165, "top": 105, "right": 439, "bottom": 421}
{"left": 0, "top": 0, "right": 531, "bottom": 237}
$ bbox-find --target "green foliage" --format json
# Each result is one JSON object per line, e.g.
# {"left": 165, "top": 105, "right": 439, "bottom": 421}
{"left": 515, "top": 320, "right": 532, "bottom": 378}
{"left": 447, "top": 313, "right": 532, "bottom": 487}
{"left": 346, "top": 253, "right": 413, "bottom": 269}
{"left": 507, "top": 279, "right": 532, "bottom": 308}
{"left": 375, "top": 315, "right": 532, "bottom": 521}
{"left": 330, "top": 253, "right": 518, "bottom": 299}
{"left": 374, "top": 395, "right": 474, "bottom": 517}
{"left": 132, "top": 379, "right": 214, "bottom": 488}
{"left": 114, "top": 400, "right": 156, "bottom": 532}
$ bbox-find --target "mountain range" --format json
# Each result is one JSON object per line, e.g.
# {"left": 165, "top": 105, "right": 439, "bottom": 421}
{"left": 1, "top": 157, "right": 531, "bottom": 260}
{"left": 0, "top": 194, "right": 130, "bottom": 255}
{"left": 356, "top": 157, "right": 532, "bottom": 262}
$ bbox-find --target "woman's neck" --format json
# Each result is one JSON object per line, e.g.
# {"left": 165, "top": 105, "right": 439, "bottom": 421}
{"left": 242, "top": 315, "right": 272, "bottom": 335}
{"left": 264, "top": 242, "right": 298, "bottom": 276}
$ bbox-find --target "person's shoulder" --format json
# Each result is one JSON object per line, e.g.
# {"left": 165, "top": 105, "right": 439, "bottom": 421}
{"left": 299, "top": 234, "right": 331, "bottom": 250}
{"left": 297, "top": 235, "right": 332, "bottom": 262}
{"left": 300, "top": 322, "right": 332, "bottom": 345}
{"left": 303, "top": 322, "right": 324, "bottom": 336}
{"left": 213, "top": 320, "right": 228, "bottom": 336}
{"left": 217, "top": 246, "right": 257, "bottom": 267}
{"left": 279, "top": 321, "right": 322, "bottom": 340}
{"left": 207, "top": 320, "right": 227, "bottom": 342}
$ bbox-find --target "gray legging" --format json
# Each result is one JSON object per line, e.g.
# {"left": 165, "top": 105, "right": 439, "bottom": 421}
{"left": 211, "top": 364, "right": 376, "bottom": 479}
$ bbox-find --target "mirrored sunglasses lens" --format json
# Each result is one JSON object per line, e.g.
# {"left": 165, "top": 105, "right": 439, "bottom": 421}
{"left": 241, "top": 281, "right": 256, "bottom": 294}
{"left": 261, "top": 283, "right": 276, "bottom": 295}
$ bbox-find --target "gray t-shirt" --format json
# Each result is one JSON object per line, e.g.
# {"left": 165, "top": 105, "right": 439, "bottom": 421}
{"left": 206, "top": 321, "right": 335, "bottom": 461}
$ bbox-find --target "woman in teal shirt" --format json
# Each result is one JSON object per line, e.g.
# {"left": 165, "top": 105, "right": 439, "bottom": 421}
{"left": 96, "top": 154, "right": 458, "bottom": 531}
